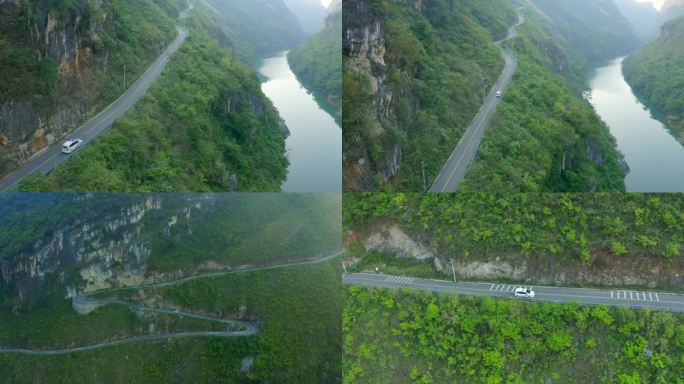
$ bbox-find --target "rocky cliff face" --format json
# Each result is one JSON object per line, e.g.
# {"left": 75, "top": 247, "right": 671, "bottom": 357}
{"left": 0, "top": 0, "right": 174, "bottom": 177}
{"left": 343, "top": 0, "right": 401, "bottom": 191}
{"left": 0, "top": 194, "right": 213, "bottom": 306}
{"left": 0, "top": 0, "right": 106, "bottom": 175}
{"left": 353, "top": 222, "right": 684, "bottom": 290}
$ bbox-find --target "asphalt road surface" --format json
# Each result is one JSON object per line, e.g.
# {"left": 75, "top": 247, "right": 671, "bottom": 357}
{"left": 0, "top": 331, "right": 254, "bottom": 356}
{"left": 0, "top": 25, "right": 189, "bottom": 191}
{"left": 343, "top": 273, "right": 684, "bottom": 312}
{"left": 430, "top": 13, "right": 525, "bottom": 192}
{"left": 0, "top": 250, "right": 341, "bottom": 355}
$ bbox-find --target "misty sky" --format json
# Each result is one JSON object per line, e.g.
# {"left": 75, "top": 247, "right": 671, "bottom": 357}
{"left": 321, "top": 0, "right": 331, "bottom": 7}
{"left": 636, "top": 0, "right": 664, "bottom": 10}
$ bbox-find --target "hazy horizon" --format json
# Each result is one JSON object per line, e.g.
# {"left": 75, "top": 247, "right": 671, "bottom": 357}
{"left": 636, "top": 0, "right": 663, "bottom": 11}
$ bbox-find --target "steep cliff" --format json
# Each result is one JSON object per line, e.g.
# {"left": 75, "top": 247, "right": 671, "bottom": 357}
{"left": 203, "top": 0, "right": 305, "bottom": 60}
{"left": 0, "top": 193, "right": 341, "bottom": 310}
{"left": 0, "top": 194, "right": 198, "bottom": 307}
{"left": 288, "top": 8, "right": 342, "bottom": 117}
{"left": 529, "top": 0, "right": 641, "bottom": 61}
{"left": 342, "top": 0, "right": 516, "bottom": 191}
{"left": 344, "top": 193, "right": 684, "bottom": 290}
{"left": 612, "top": 0, "right": 660, "bottom": 42}
{"left": 623, "top": 15, "right": 684, "bottom": 144}
{"left": 0, "top": 0, "right": 180, "bottom": 178}
{"left": 17, "top": 4, "right": 291, "bottom": 192}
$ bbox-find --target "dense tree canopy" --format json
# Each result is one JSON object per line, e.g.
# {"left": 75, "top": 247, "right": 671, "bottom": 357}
{"left": 18, "top": 8, "right": 289, "bottom": 192}
{"left": 624, "top": 15, "right": 684, "bottom": 143}
{"left": 344, "top": 286, "right": 684, "bottom": 383}
{"left": 344, "top": 192, "right": 684, "bottom": 263}
{"left": 288, "top": 9, "right": 342, "bottom": 117}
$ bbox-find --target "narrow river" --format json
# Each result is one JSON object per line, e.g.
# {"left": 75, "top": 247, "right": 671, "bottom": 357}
{"left": 588, "top": 56, "right": 684, "bottom": 192}
{"left": 258, "top": 51, "right": 341, "bottom": 192}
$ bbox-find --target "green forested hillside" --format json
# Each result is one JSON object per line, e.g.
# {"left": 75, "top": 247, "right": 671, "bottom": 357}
{"left": 0, "top": 193, "right": 340, "bottom": 270}
{"left": 343, "top": 0, "right": 630, "bottom": 192}
{"left": 18, "top": 7, "right": 290, "bottom": 192}
{"left": 344, "top": 192, "right": 684, "bottom": 268}
{"left": 344, "top": 286, "right": 684, "bottom": 383}
{"left": 203, "top": 0, "right": 305, "bottom": 60}
{"left": 529, "top": 0, "right": 640, "bottom": 62}
{"left": 288, "top": 9, "right": 342, "bottom": 116}
{"left": 623, "top": 16, "right": 684, "bottom": 143}
{"left": 461, "top": 8, "right": 627, "bottom": 192}
{"left": 0, "top": 0, "right": 179, "bottom": 106}
{"left": 0, "top": 259, "right": 341, "bottom": 383}
{"left": 343, "top": 0, "right": 517, "bottom": 191}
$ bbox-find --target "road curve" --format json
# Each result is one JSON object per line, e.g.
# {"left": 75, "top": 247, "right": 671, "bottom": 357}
{"left": 0, "top": 250, "right": 341, "bottom": 355}
{"left": 430, "top": 13, "right": 525, "bottom": 192}
{"left": 0, "top": 331, "right": 255, "bottom": 356}
{"left": 1, "top": 20, "right": 190, "bottom": 191}
{"left": 343, "top": 273, "right": 684, "bottom": 312}
{"left": 93, "top": 250, "right": 343, "bottom": 295}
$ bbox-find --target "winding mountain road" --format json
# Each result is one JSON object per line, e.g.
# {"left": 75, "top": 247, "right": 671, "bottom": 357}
{"left": 343, "top": 273, "right": 684, "bottom": 312}
{"left": 0, "top": 7, "right": 192, "bottom": 191}
{"left": 430, "top": 12, "right": 525, "bottom": 192}
{"left": 0, "top": 250, "right": 341, "bottom": 355}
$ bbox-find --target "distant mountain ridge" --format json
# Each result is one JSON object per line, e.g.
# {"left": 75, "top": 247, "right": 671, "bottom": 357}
{"left": 660, "top": 0, "right": 684, "bottom": 22}
{"left": 612, "top": 0, "right": 660, "bottom": 42}
{"left": 288, "top": 8, "right": 342, "bottom": 116}
{"left": 283, "top": 0, "right": 328, "bottom": 35}
{"left": 623, "top": 14, "right": 684, "bottom": 144}
{"left": 530, "top": 0, "right": 641, "bottom": 61}
{"left": 205, "top": 0, "right": 306, "bottom": 58}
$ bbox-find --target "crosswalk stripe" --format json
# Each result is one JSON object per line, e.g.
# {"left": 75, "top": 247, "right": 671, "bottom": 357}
{"left": 383, "top": 276, "right": 415, "bottom": 284}
{"left": 490, "top": 284, "right": 495, "bottom": 291}
{"left": 611, "top": 290, "right": 663, "bottom": 302}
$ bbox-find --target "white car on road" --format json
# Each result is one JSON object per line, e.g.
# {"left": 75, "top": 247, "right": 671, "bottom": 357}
{"left": 62, "top": 139, "right": 83, "bottom": 154}
{"left": 496, "top": 91, "right": 503, "bottom": 98}
{"left": 514, "top": 287, "right": 535, "bottom": 298}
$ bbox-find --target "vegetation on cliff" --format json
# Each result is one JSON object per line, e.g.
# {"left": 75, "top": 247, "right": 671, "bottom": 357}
{"left": 0, "top": 0, "right": 179, "bottom": 106}
{"left": 343, "top": 0, "right": 516, "bottom": 191}
{"left": 343, "top": 0, "right": 630, "bottom": 192}
{"left": 202, "top": 0, "right": 305, "bottom": 60}
{"left": 529, "top": 0, "right": 640, "bottom": 62}
{"left": 18, "top": 7, "right": 290, "bottom": 192}
{"left": 0, "top": 0, "right": 181, "bottom": 176}
{"left": 288, "top": 9, "right": 342, "bottom": 116}
{"left": 0, "top": 193, "right": 340, "bottom": 271}
{"left": 623, "top": 15, "right": 684, "bottom": 143}
{"left": 344, "top": 192, "right": 684, "bottom": 266}
{"left": 344, "top": 286, "right": 684, "bottom": 383}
